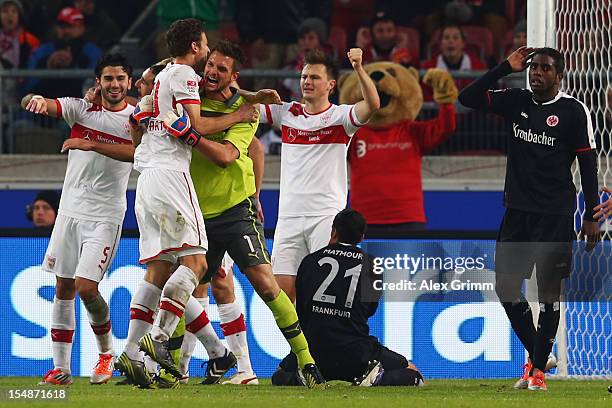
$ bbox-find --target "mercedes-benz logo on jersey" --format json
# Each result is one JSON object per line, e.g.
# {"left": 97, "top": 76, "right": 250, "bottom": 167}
{"left": 356, "top": 140, "right": 367, "bottom": 158}
{"left": 82, "top": 129, "right": 93, "bottom": 141}
{"left": 546, "top": 115, "right": 559, "bottom": 127}
{"left": 287, "top": 127, "right": 298, "bottom": 142}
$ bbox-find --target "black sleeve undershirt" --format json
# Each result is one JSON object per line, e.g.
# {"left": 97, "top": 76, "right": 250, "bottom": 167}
{"left": 458, "top": 60, "right": 513, "bottom": 109}
{"left": 577, "top": 149, "right": 599, "bottom": 222}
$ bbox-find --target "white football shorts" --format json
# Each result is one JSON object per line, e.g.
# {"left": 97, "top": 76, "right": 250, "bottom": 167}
{"left": 42, "top": 214, "right": 121, "bottom": 282}
{"left": 271, "top": 214, "right": 335, "bottom": 276}
{"left": 135, "top": 168, "right": 207, "bottom": 264}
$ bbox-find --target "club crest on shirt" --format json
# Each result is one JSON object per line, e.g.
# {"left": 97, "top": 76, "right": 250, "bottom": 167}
{"left": 546, "top": 115, "right": 559, "bottom": 127}
{"left": 320, "top": 112, "right": 332, "bottom": 126}
{"left": 46, "top": 254, "right": 56, "bottom": 269}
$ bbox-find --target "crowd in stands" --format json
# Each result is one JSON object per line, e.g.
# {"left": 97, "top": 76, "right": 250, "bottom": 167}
{"left": 0, "top": 0, "right": 537, "bottom": 155}
{"left": 1, "top": 0, "right": 528, "bottom": 97}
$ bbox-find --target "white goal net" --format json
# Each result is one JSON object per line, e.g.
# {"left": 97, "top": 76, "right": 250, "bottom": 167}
{"left": 554, "top": 0, "right": 612, "bottom": 379}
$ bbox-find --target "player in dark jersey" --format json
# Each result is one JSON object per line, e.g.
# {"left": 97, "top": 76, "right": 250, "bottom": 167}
{"left": 271, "top": 209, "right": 424, "bottom": 387}
{"left": 459, "top": 46, "right": 600, "bottom": 391}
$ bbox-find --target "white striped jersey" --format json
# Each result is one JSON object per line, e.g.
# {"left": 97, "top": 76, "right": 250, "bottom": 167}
{"left": 55, "top": 97, "right": 134, "bottom": 224}
{"left": 261, "top": 102, "right": 363, "bottom": 217}
{"left": 134, "top": 63, "right": 201, "bottom": 174}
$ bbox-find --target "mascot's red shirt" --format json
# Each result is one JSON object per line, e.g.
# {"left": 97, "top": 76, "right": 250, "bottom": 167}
{"left": 348, "top": 104, "right": 456, "bottom": 224}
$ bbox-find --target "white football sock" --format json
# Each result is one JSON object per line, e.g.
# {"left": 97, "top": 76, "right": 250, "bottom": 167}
{"left": 151, "top": 266, "right": 198, "bottom": 341}
{"left": 185, "top": 296, "right": 226, "bottom": 359}
{"left": 219, "top": 300, "right": 253, "bottom": 374}
{"left": 52, "top": 297, "right": 75, "bottom": 374}
{"left": 84, "top": 293, "right": 113, "bottom": 355}
{"left": 125, "top": 280, "right": 161, "bottom": 360}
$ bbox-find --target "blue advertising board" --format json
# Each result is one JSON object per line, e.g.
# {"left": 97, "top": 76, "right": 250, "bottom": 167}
{"left": 0, "top": 236, "right": 536, "bottom": 379}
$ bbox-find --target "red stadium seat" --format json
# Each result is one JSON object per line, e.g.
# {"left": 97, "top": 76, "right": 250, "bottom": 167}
{"left": 219, "top": 23, "right": 240, "bottom": 43}
{"left": 397, "top": 26, "right": 420, "bottom": 60}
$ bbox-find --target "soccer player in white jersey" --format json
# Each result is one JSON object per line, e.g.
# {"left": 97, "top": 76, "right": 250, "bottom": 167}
{"left": 21, "top": 53, "right": 136, "bottom": 385}
{"left": 126, "top": 18, "right": 259, "bottom": 381}
{"left": 259, "top": 48, "right": 380, "bottom": 302}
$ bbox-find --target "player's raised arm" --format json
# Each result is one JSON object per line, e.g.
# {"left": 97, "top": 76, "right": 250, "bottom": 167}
{"left": 349, "top": 48, "right": 380, "bottom": 124}
{"left": 459, "top": 46, "right": 535, "bottom": 110}
{"left": 21, "top": 93, "right": 60, "bottom": 117}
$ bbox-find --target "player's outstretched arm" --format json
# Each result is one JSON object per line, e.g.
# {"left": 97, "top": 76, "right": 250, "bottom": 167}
{"left": 238, "top": 88, "right": 282, "bottom": 105}
{"left": 21, "top": 93, "right": 59, "bottom": 117}
{"left": 182, "top": 103, "right": 258, "bottom": 135}
{"left": 349, "top": 48, "right": 380, "bottom": 124}
{"left": 61, "top": 138, "right": 135, "bottom": 162}
{"left": 163, "top": 104, "right": 241, "bottom": 168}
{"left": 459, "top": 46, "right": 536, "bottom": 110}
{"left": 248, "top": 137, "right": 265, "bottom": 223}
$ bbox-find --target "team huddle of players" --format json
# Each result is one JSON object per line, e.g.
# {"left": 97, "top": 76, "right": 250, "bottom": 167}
{"left": 22, "top": 17, "right": 599, "bottom": 392}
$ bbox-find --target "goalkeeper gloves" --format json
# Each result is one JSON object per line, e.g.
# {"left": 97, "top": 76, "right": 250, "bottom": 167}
{"left": 130, "top": 95, "right": 154, "bottom": 128}
{"left": 162, "top": 105, "right": 202, "bottom": 147}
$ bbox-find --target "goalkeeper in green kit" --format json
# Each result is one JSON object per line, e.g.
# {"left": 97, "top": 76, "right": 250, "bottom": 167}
{"left": 162, "top": 39, "right": 326, "bottom": 388}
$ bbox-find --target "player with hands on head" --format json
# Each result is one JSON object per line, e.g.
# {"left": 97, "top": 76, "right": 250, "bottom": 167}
{"left": 459, "top": 45, "right": 600, "bottom": 391}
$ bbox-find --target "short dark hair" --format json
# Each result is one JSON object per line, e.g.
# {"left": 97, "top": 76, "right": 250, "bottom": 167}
{"left": 210, "top": 39, "right": 245, "bottom": 72}
{"left": 94, "top": 53, "right": 132, "bottom": 78}
{"left": 533, "top": 47, "right": 565, "bottom": 75}
{"left": 440, "top": 23, "right": 466, "bottom": 41}
{"left": 369, "top": 10, "right": 396, "bottom": 29}
{"left": 166, "top": 18, "right": 204, "bottom": 58}
{"left": 304, "top": 49, "right": 339, "bottom": 81}
{"left": 332, "top": 209, "right": 367, "bottom": 245}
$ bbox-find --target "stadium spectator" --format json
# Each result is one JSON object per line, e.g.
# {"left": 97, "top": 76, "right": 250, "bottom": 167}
{"left": 421, "top": 23, "right": 486, "bottom": 101}
{"left": 510, "top": 19, "right": 527, "bottom": 53}
{"left": 23, "top": 7, "right": 102, "bottom": 98}
{"left": 0, "top": 0, "right": 39, "bottom": 103}
{"left": 26, "top": 190, "right": 59, "bottom": 228}
{"left": 73, "top": 0, "right": 121, "bottom": 51}
{"left": 281, "top": 18, "right": 334, "bottom": 101}
{"left": 355, "top": 11, "right": 415, "bottom": 68}
{"left": 235, "top": 0, "right": 331, "bottom": 89}
{"left": 154, "top": 0, "right": 222, "bottom": 61}
{"left": 501, "top": 19, "right": 527, "bottom": 89}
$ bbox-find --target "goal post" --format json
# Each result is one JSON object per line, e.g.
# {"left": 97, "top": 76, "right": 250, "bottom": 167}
{"left": 528, "top": 0, "right": 612, "bottom": 379}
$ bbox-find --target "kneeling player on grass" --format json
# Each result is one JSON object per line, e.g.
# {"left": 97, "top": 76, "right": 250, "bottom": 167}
{"left": 271, "top": 209, "right": 424, "bottom": 387}
{"left": 459, "top": 46, "right": 601, "bottom": 391}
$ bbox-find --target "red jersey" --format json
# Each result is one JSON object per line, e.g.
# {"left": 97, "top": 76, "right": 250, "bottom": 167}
{"left": 348, "top": 104, "right": 456, "bottom": 224}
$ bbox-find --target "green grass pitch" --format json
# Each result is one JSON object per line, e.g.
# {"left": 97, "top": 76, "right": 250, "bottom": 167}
{"left": 0, "top": 377, "right": 610, "bottom": 408}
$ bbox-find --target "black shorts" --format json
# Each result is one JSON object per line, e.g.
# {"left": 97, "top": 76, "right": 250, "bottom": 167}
{"left": 202, "top": 197, "right": 270, "bottom": 282}
{"left": 313, "top": 337, "right": 408, "bottom": 382}
{"left": 496, "top": 208, "right": 574, "bottom": 279}
{"left": 273, "top": 338, "right": 408, "bottom": 384}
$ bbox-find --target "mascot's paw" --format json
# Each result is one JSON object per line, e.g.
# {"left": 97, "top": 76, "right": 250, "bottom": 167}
{"left": 423, "top": 68, "right": 458, "bottom": 105}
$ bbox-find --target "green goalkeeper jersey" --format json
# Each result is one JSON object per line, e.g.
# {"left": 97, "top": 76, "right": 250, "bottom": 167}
{"left": 190, "top": 93, "right": 257, "bottom": 219}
